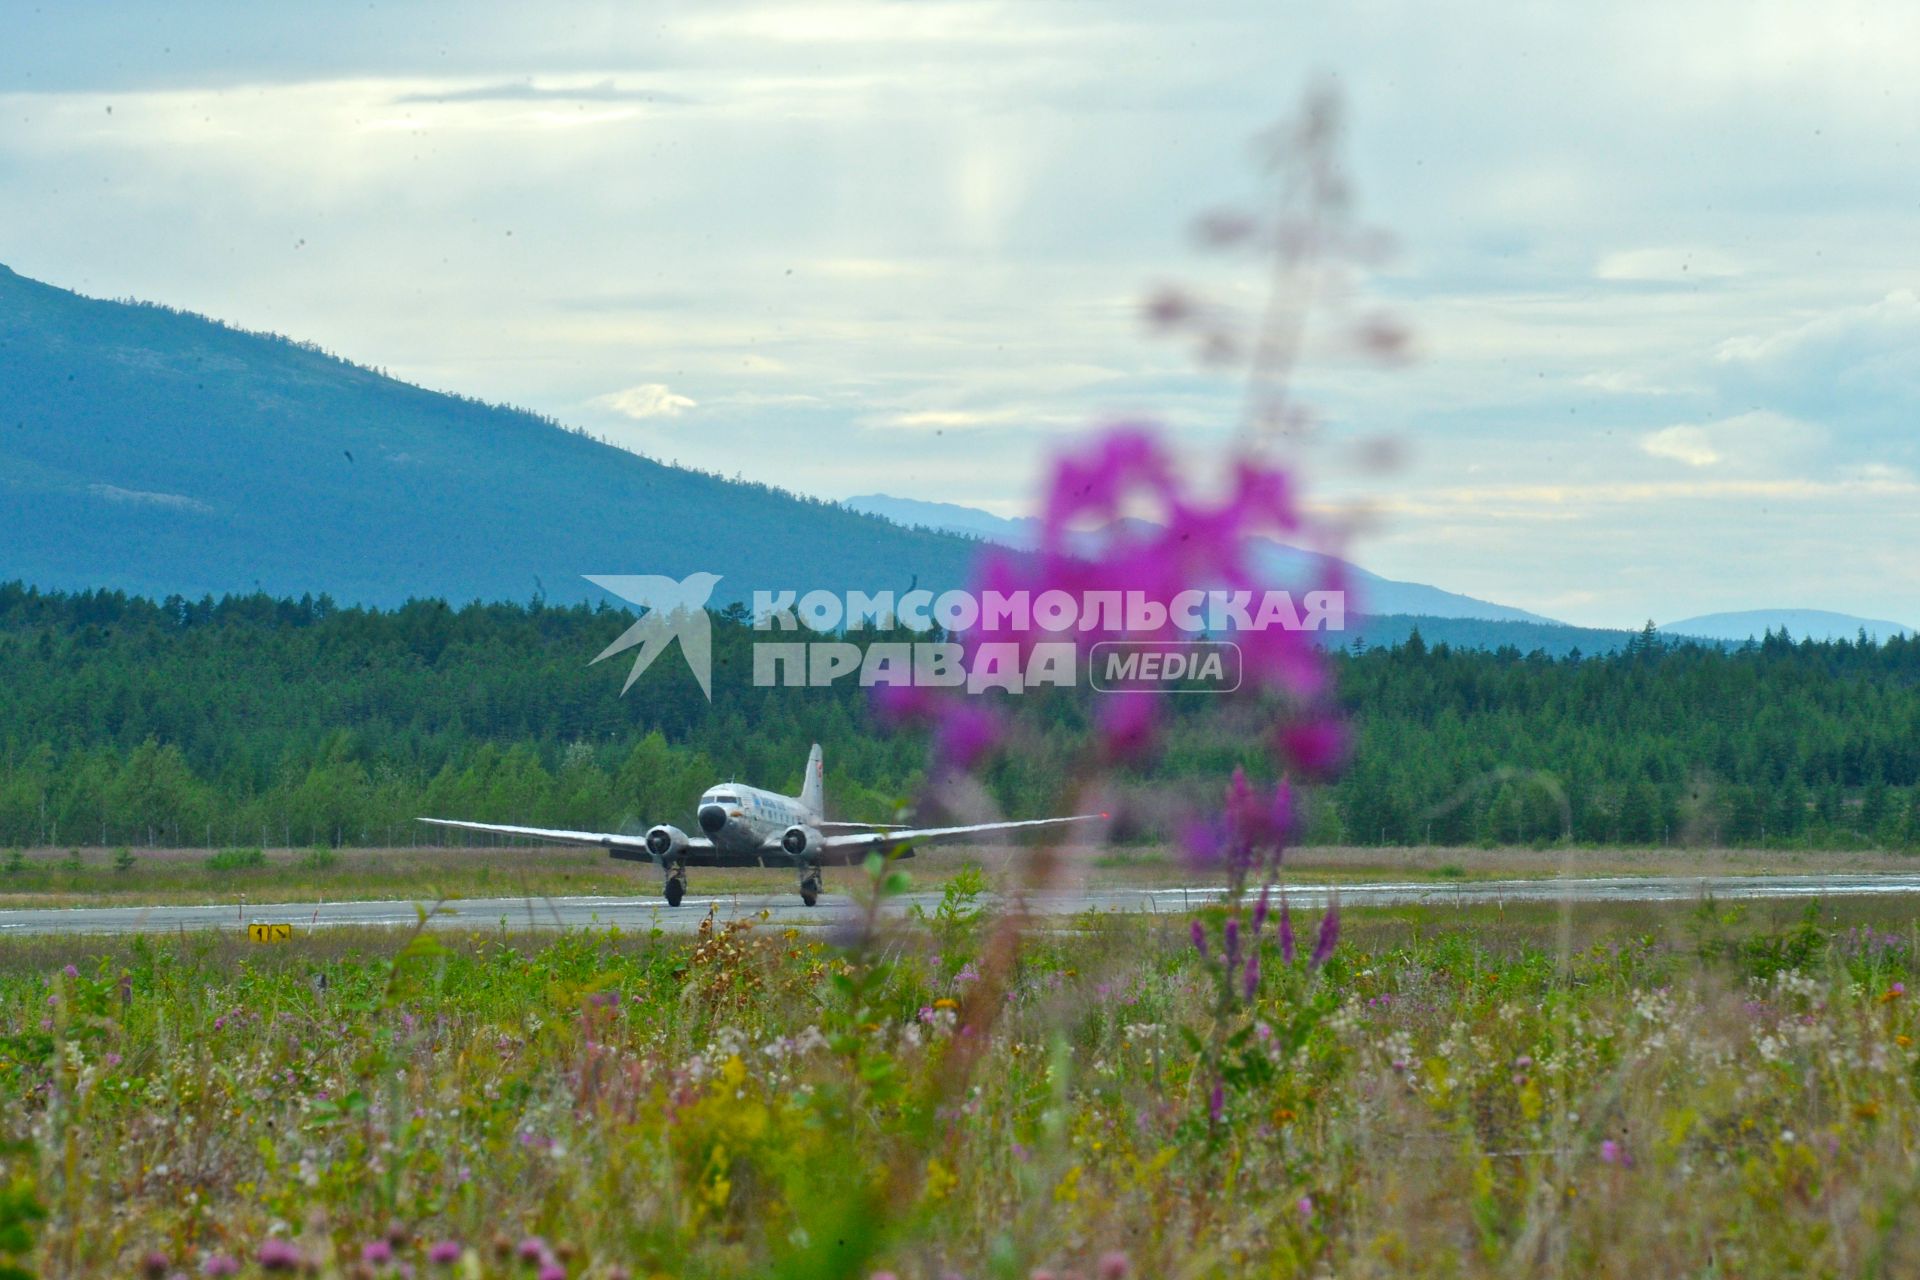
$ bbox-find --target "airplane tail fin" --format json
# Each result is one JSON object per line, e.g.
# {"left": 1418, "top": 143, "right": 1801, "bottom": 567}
{"left": 800, "top": 743, "right": 825, "bottom": 817}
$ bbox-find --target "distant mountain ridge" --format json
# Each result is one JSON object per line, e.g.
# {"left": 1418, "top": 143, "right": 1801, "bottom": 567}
{"left": 0, "top": 264, "right": 976, "bottom": 606}
{"left": 843, "top": 493, "right": 1558, "bottom": 625}
{"left": 1663, "top": 609, "right": 1915, "bottom": 643}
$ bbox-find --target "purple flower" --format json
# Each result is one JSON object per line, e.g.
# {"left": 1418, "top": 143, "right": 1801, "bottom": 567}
{"left": 1309, "top": 899, "right": 1340, "bottom": 970}
{"left": 1278, "top": 897, "right": 1296, "bottom": 964}
{"left": 538, "top": 1266, "right": 567, "bottom": 1280}
{"left": 258, "top": 1239, "right": 303, "bottom": 1271}
{"left": 517, "top": 1238, "right": 550, "bottom": 1263}
{"left": 1208, "top": 1080, "right": 1224, "bottom": 1124}
{"left": 1223, "top": 917, "right": 1241, "bottom": 969}
{"left": 934, "top": 703, "right": 1002, "bottom": 770}
{"left": 1278, "top": 719, "right": 1348, "bottom": 780}
{"left": 1251, "top": 885, "right": 1271, "bottom": 932}
{"left": 362, "top": 1240, "right": 394, "bottom": 1265}
{"left": 1296, "top": 1195, "right": 1314, "bottom": 1218}
{"left": 1097, "top": 1252, "right": 1132, "bottom": 1280}
{"left": 427, "top": 1241, "right": 461, "bottom": 1266}
{"left": 1242, "top": 952, "right": 1261, "bottom": 1002}
{"left": 62, "top": 963, "right": 79, "bottom": 979}
{"left": 1096, "top": 692, "right": 1159, "bottom": 761}
{"left": 1189, "top": 920, "right": 1208, "bottom": 960}
{"left": 202, "top": 1256, "right": 241, "bottom": 1278}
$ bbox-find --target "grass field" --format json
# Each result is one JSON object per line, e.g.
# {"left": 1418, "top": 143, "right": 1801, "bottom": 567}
{"left": 3, "top": 841, "right": 1918, "bottom": 910}
{"left": 6, "top": 891, "right": 1920, "bottom": 1277}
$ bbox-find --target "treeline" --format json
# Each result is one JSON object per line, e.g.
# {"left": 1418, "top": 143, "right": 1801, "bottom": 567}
{"left": 2, "top": 583, "right": 1919, "bottom": 850}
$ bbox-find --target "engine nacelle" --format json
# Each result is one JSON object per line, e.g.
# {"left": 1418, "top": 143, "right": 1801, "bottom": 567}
{"left": 645, "top": 824, "right": 690, "bottom": 861}
{"left": 781, "top": 824, "right": 823, "bottom": 859}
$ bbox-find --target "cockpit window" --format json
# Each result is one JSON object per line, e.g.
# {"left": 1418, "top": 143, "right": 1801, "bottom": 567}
{"left": 709, "top": 794, "right": 740, "bottom": 805}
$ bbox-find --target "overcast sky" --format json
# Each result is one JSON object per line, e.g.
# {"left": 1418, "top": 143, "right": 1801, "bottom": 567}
{"left": 4, "top": 0, "right": 1918, "bottom": 627}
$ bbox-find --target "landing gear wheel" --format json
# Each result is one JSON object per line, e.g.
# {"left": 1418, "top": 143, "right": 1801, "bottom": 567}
{"left": 800, "top": 874, "right": 821, "bottom": 907}
{"left": 664, "top": 875, "right": 685, "bottom": 907}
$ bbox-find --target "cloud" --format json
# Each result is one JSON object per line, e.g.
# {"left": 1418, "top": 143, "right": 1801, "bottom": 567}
{"left": 1638, "top": 411, "right": 1824, "bottom": 472}
{"left": 593, "top": 384, "right": 697, "bottom": 419}
{"left": 1595, "top": 246, "right": 1742, "bottom": 282}
{"left": 1640, "top": 425, "right": 1720, "bottom": 467}
{"left": 88, "top": 483, "right": 213, "bottom": 514}
{"left": 390, "top": 79, "right": 691, "bottom": 106}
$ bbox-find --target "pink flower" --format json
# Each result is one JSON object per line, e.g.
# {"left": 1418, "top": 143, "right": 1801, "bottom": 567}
{"left": 1242, "top": 952, "right": 1261, "bottom": 1002}
{"left": 202, "top": 1256, "right": 240, "bottom": 1278}
{"left": 362, "top": 1240, "right": 394, "bottom": 1265}
{"left": 539, "top": 1267, "right": 566, "bottom": 1280}
{"left": 1097, "top": 1252, "right": 1132, "bottom": 1280}
{"left": 1189, "top": 920, "right": 1208, "bottom": 960}
{"left": 516, "top": 1238, "right": 550, "bottom": 1262}
{"left": 427, "top": 1241, "right": 461, "bottom": 1266}
{"left": 257, "top": 1239, "right": 303, "bottom": 1271}
{"left": 1297, "top": 1195, "right": 1314, "bottom": 1218}
{"left": 1309, "top": 899, "right": 1340, "bottom": 970}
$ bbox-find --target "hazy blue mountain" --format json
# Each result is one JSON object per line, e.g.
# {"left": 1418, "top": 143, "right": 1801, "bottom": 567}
{"left": 1330, "top": 614, "right": 1645, "bottom": 657}
{"left": 844, "top": 492, "right": 1559, "bottom": 625}
{"left": 0, "top": 265, "right": 977, "bottom": 606}
{"left": 1663, "top": 609, "right": 1915, "bottom": 643}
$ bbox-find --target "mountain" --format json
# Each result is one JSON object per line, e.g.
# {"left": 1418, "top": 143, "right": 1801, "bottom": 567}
{"left": 1663, "top": 609, "right": 1915, "bottom": 644}
{"left": 843, "top": 493, "right": 1558, "bottom": 625}
{"left": 0, "top": 265, "right": 977, "bottom": 607}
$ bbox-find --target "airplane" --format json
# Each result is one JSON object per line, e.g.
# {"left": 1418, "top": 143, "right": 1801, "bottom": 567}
{"left": 419, "top": 743, "right": 1103, "bottom": 906}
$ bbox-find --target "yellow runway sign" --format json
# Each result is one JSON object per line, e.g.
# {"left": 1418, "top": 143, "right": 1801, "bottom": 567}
{"left": 247, "top": 922, "right": 294, "bottom": 942}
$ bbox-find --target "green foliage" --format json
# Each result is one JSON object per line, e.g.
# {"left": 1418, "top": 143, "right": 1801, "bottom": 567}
{"left": 0, "top": 851, "right": 19, "bottom": 876}
{"left": 297, "top": 846, "right": 339, "bottom": 871}
{"left": 111, "top": 846, "right": 135, "bottom": 873}
{"left": 0, "top": 1140, "right": 44, "bottom": 1280}
{"left": 205, "top": 847, "right": 266, "bottom": 872}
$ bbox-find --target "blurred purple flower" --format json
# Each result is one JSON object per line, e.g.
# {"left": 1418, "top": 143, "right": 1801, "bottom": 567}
{"left": 1309, "top": 900, "right": 1340, "bottom": 970}
{"left": 1278, "top": 898, "right": 1296, "bottom": 965}
{"left": 1189, "top": 920, "right": 1208, "bottom": 960}
{"left": 538, "top": 1266, "right": 566, "bottom": 1280}
{"left": 202, "top": 1256, "right": 240, "bottom": 1278}
{"left": 934, "top": 702, "right": 1002, "bottom": 771}
{"left": 1097, "top": 1251, "right": 1132, "bottom": 1280}
{"left": 1223, "top": 918, "right": 1241, "bottom": 969}
{"left": 516, "top": 1238, "right": 549, "bottom": 1263}
{"left": 1278, "top": 719, "right": 1349, "bottom": 780}
{"left": 1296, "top": 1195, "right": 1314, "bottom": 1219}
{"left": 1242, "top": 952, "right": 1261, "bottom": 1002}
{"left": 62, "top": 963, "right": 78, "bottom": 979}
{"left": 1096, "top": 692, "right": 1159, "bottom": 761}
{"left": 362, "top": 1240, "right": 394, "bottom": 1266}
{"left": 1208, "top": 1080, "right": 1224, "bottom": 1124}
{"left": 427, "top": 1241, "right": 461, "bottom": 1266}
{"left": 1251, "top": 885, "right": 1271, "bottom": 932}
{"left": 257, "top": 1239, "right": 303, "bottom": 1271}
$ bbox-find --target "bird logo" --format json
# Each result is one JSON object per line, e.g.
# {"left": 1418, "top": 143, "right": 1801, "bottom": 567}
{"left": 584, "top": 572, "right": 723, "bottom": 699}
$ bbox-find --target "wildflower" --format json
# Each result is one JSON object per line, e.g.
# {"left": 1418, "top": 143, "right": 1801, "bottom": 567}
{"left": 516, "top": 1238, "right": 550, "bottom": 1263}
{"left": 427, "top": 1242, "right": 461, "bottom": 1266}
{"left": 871, "top": 1273, "right": 899, "bottom": 1280}
{"left": 62, "top": 963, "right": 78, "bottom": 979}
{"left": 202, "top": 1256, "right": 241, "bottom": 1278}
{"left": 1277, "top": 718, "right": 1348, "bottom": 780}
{"left": 1297, "top": 1195, "right": 1314, "bottom": 1218}
{"left": 1897, "top": 1034, "right": 1912, "bottom": 1048}
{"left": 1883, "top": 982, "right": 1906, "bottom": 1003}
{"left": 363, "top": 1240, "right": 394, "bottom": 1266}
{"left": 1097, "top": 1252, "right": 1132, "bottom": 1280}
{"left": 539, "top": 1266, "right": 567, "bottom": 1280}
{"left": 933, "top": 703, "right": 1001, "bottom": 771}
{"left": 1278, "top": 897, "right": 1296, "bottom": 964}
{"left": 258, "top": 1239, "right": 303, "bottom": 1271}
{"left": 1223, "top": 917, "right": 1241, "bottom": 968}
{"left": 1242, "top": 952, "right": 1261, "bottom": 1002}
{"left": 1097, "top": 692, "right": 1159, "bottom": 761}
{"left": 142, "top": 1250, "right": 171, "bottom": 1278}
{"left": 1189, "top": 920, "right": 1208, "bottom": 960}
{"left": 1310, "top": 899, "right": 1340, "bottom": 969}
{"left": 1208, "top": 1080, "right": 1225, "bottom": 1124}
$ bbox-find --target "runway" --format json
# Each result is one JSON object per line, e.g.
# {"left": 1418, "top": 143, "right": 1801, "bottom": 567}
{"left": 3, "top": 873, "right": 1920, "bottom": 936}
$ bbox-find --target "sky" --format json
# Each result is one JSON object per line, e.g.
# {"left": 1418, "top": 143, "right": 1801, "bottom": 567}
{"left": 3, "top": 0, "right": 1918, "bottom": 628}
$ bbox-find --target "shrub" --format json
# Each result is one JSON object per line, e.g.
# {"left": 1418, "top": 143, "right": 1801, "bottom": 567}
{"left": 206, "top": 847, "right": 267, "bottom": 872}
{"left": 112, "top": 847, "right": 136, "bottom": 873}
{"left": 298, "top": 846, "right": 339, "bottom": 871}
{"left": 0, "top": 849, "right": 21, "bottom": 875}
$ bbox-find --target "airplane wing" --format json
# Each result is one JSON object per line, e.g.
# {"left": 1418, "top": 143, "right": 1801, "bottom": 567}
{"left": 818, "top": 812, "right": 1105, "bottom": 853}
{"left": 416, "top": 818, "right": 712, "bottom": 855}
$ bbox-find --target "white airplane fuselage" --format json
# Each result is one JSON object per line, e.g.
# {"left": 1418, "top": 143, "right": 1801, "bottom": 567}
{"left": 696, "top": 782, "right": 818, "bottom": 858}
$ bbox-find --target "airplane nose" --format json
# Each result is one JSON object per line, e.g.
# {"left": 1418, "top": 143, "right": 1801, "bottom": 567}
{"left": 697, "top": 804, "right": 728, "bottom": 835}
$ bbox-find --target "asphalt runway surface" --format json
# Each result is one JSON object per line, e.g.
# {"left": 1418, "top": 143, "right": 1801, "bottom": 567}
{"left": 4, "top": 873, "right": 1920, "bottom": 936}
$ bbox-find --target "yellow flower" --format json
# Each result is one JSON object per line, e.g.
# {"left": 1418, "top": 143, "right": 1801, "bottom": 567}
{"left": 933, "top": 997, "right": 959, "bottom": 1011}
